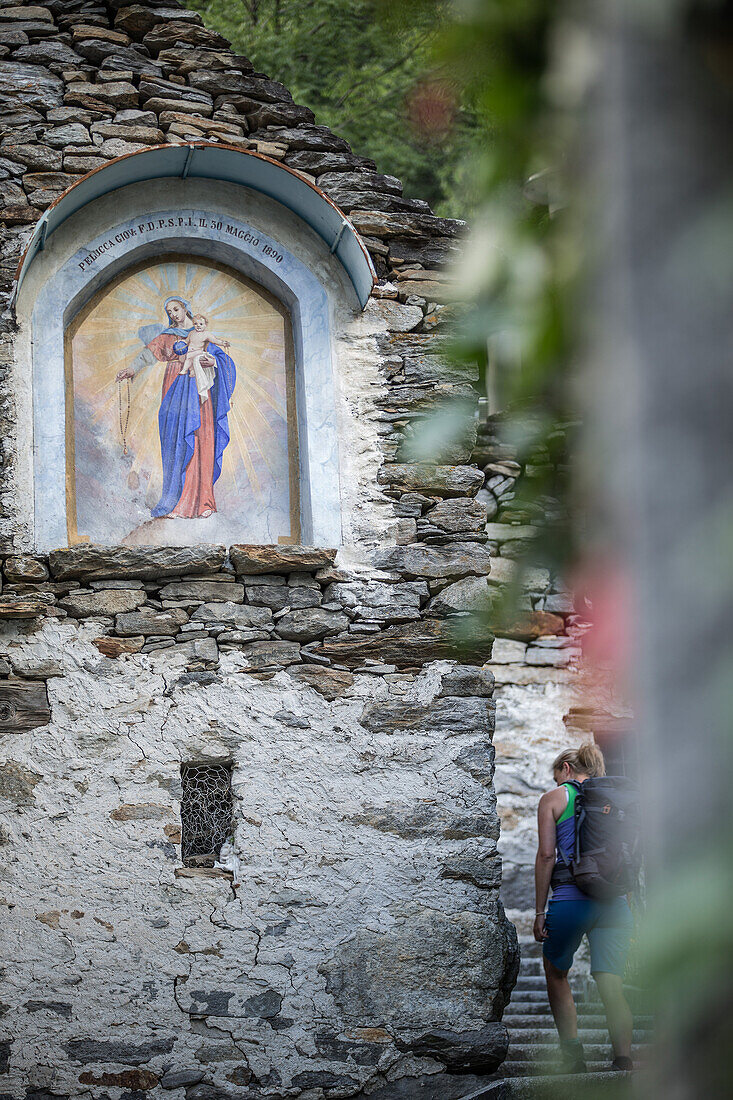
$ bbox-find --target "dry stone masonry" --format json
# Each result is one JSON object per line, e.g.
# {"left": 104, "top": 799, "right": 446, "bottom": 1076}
{"left": 0, "top": 3, "right": 532, "bottom": 1098}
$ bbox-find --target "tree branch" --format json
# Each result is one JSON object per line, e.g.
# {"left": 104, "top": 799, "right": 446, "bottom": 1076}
{"left": 333, "top": 31, "right": 434, "bottom": 109}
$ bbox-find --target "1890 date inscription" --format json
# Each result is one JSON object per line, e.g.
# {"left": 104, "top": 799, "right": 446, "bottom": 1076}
{"left": 78, "top": 216, "right": 284, "bottom": 271}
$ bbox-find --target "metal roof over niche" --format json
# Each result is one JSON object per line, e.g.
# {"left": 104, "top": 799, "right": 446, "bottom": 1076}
{"left": 15, "top": 143, "right": 377, "bottom": 309}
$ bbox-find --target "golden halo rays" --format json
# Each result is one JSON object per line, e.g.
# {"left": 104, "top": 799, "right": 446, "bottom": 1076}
{"left": 71, "top": 259, "right": 292, "bottom": 523}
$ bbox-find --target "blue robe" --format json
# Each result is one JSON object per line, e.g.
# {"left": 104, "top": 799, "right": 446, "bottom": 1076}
{"left": 152, "top": 342, "right": 236, "bottom": 518}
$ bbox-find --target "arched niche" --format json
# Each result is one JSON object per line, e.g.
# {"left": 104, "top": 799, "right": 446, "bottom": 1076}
{"left": 22, "top": 191, "right": 354, "bottom": 551}
{"left": 67, "top": 254, "right": 299, "bottom": 549}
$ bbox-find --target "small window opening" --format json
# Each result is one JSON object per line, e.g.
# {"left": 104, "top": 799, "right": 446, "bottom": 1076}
{"left": 181, "top": 762, "right": 233, "bottom": 867}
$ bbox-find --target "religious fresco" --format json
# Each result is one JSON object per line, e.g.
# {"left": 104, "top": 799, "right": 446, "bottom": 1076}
{"left": 66, "top": 258, "right": 298, "bottom": 547}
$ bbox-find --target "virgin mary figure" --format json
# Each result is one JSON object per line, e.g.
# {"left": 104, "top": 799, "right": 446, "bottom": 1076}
{"left": 116, "top": 297, "right": 236, "bottom": 519}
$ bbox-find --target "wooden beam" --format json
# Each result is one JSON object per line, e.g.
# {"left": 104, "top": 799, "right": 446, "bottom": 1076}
{"left": 0, "top": 681, "right": 51, "bottom": 733}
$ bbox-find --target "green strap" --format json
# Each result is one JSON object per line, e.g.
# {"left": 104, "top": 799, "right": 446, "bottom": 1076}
{"left": 557, "top": 782, "right": 577, "bottom": 825}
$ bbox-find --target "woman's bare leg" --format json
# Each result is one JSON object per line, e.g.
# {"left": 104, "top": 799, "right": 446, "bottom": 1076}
{"left": 593, "top": 971, "right": 633, "bottom": 1060}
{"left": 543, "top": 955, "right": 578, "bottom": 1040}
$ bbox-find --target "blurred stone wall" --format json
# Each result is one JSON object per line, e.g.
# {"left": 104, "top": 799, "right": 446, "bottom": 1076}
{"left": 469, "top": 416, "right": 610, "bottom": 937}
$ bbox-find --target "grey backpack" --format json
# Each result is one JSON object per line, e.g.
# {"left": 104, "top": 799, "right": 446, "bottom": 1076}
{"left": 558, "top": 777, "right": 641, "bottom": 899}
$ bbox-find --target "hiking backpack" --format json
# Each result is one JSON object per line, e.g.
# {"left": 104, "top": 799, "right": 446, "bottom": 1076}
{"left": 557, "top": 776, "right": 642, "bottom": 900}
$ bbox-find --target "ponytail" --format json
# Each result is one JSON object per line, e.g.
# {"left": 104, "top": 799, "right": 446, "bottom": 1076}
{"left": 553, "top": 741, "right": 606, "bottom": 778}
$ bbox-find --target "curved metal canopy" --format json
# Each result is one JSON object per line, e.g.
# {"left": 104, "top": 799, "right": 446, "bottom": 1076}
{"left": 15, "top": 142, "right": 377, "bottom": 308}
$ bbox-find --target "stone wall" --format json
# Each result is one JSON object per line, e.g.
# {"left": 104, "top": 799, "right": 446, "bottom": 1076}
{"left": 470, "top": 416, "right": 580, "bottom": 928}
{"left": 0, "top": 3, "right": 523, "bottom": 1098}
{"left": 467, "top": 416, "right": 628, "bottom": 936}
{"left": 0, "top": 542, "right": 518, "bottom": 1099}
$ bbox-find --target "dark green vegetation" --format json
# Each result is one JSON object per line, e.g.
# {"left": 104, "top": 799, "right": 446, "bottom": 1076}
{"left": 189, "top": 0, "right": 472, "bottom": 217}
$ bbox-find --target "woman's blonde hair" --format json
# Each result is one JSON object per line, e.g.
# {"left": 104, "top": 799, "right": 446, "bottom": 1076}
{"left": 553, "top": 742, "right": 606, "bottom": 778}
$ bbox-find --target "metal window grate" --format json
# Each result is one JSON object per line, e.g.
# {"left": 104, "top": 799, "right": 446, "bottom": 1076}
{"left": 181, "top": 762, "right": 232, "bottom": 866}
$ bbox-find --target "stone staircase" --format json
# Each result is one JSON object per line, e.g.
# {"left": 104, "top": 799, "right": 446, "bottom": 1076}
{"left": 499, "top": 937, "right": 653, "bottom": 1077}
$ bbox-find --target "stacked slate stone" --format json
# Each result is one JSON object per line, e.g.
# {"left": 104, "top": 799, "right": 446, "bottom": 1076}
{"left": 0, "top": 538, "right": 520, "bottom": 1098}
{"left": 0, "top": 1, "right": 480, "bottom": 624}
{"left": 469, "top": 415, "right": 582, "bottom": 678}
{"left": 0, "top": 540, "right": 499, "bottom": 675}
{"left": 0, "top": 0, "right": 464, "bottom": 294}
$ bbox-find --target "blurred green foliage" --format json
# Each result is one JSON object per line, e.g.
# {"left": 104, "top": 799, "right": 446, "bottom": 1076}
{"left": 394, "top": 0, "right": 578, "bottom": 589}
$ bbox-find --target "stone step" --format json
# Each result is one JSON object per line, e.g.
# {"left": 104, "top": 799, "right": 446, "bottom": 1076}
{"left": 507, "top": 990, "right": 555, "bottom": 1004}
{"left": 504, "top": 1022, "right": 653, "bottom": 1038}
{"left": 517, "top": 938, "right": 544, "bottom": 957}
{"left": 506, "top": 1012, "right": 651, "bottom": 1029}
{"left": 515, "top": 967, "right": 592, "bottom": 982}
{"left": 498, "top": 1061, "right": 632, "bottom": 1079}
{"left": 504, "top": 1004, "right": 653, "bottom": 1022}
{"left": 504, "top": 1012, "right": 654, "bottom": 1029}
{"left": 505, "top": 1043, "right": 645, "bottom": 1063}
{"left": 502, "top": 1000, "right": 557, "bottom": 1017}
{"left": 506, "top": 1028, "right": 651, "bottom": 1044}
{"left": 517, "top": 957, "right": 545, "bottom": 976}
{"left": 506, "top": 994, "right": 621, "bottom": 1015}
{"left": 512, "top": 986, "right": 649, "bottom": 1018}
{"left": 514, "top": 975, "right": 585, "bottom": 992}
{"left": 508, "top": 986, "right": 608, "bottom": 1007}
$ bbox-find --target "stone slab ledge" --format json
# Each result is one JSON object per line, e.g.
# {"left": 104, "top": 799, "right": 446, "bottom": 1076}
{"left": 0, "top": 546, "right": 496, "bottom": 672}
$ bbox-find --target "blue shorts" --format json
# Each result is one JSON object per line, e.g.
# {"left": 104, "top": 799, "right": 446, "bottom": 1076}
{"left": 543, "top": 897, "right": 633, "bottom": 975}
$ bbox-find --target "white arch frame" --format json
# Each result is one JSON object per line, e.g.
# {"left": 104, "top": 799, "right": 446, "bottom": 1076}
{"left": 16, "top": 143, "right": 376, "bottom": 308}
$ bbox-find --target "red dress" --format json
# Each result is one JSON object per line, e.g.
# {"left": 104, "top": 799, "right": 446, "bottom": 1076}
{"left": 147, "top": 333, "right": 217, "bottom": 518}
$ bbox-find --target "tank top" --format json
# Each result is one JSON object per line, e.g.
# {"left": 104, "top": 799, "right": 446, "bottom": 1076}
{"left": 551, "top": 782, "right": 586, "bottom": 902}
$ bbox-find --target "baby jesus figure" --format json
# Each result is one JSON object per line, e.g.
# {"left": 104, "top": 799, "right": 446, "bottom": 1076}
{"left": 179, "top": 314, "right": 231, "bottom": 402}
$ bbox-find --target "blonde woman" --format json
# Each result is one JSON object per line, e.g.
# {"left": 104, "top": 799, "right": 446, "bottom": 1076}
{"left": 534, "top": 743, "right": 634, "bottom": 1073}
